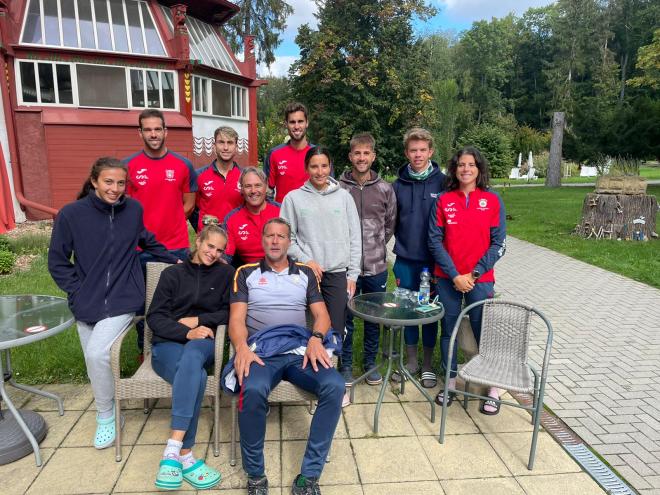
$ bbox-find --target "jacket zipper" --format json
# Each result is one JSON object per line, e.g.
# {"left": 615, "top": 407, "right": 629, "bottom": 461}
{"left": 359, "top": 185, "right": 365, "bottom": 274}
{"left": 105, "top": 204, "right": 115, "bottom": 317}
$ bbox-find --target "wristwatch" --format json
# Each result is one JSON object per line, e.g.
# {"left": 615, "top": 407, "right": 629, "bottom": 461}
{"left": 311, "top": 331, "right": 325, "bottom": 340}
{"left": 471, "top": 269, "right": 481, "bottom": 281}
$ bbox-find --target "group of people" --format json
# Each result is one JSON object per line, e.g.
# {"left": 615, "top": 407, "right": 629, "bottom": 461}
{"left": 47, "top": 102, "right": 506, "bottom": 495}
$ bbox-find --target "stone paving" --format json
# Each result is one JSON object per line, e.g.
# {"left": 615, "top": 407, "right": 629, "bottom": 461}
{"left": 3, "top": 379, "right": 603, "bottom": 494}
{"left": 496, "top": 237, "right": 660, "bottom": 494}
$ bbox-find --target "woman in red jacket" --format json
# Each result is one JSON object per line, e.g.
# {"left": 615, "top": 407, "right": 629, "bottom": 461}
{"left": 428, "top": 147, "right": 506, "bottom": 415}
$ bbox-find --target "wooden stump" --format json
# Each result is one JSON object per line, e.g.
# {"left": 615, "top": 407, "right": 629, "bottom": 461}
{"left": 575, "top": 193, "right": 658, "bottom": 240}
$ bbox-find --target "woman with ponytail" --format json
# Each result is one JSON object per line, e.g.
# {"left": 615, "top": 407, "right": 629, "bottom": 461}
{"left": 48, "top": 157, "right": 179, "bottom": 450}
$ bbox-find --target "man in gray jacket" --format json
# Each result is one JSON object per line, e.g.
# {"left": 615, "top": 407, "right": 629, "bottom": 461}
{"left": 338, "top": 133, "right": 397, "bottom": 385}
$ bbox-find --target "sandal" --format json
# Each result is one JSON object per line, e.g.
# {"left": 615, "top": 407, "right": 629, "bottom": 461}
{"left": 420, "top": 371, "right": 437, "bottom": 388}
{"left": 391, "top": 367, "right": 419, "bottom": 383}
{"left": 155, "top": 458, "right": 183, "bottom": 490}
{"left": 94, "top": 413, "right": 124, "bottom": 450}
{"left": 182, "top": 459, "right": 221, "bottom": 489}
{"left": 435, "top": 390, "right": 456, "bottom": 407}
{"left": 480, "top": 398, "right": 501, "bottom": 416}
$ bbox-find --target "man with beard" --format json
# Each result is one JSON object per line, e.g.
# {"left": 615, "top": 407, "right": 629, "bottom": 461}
{"left": 263, "top": 102, "right": 313, "bottom": 203}
{"left": 223, "top": 167, "right": 280, "bottom": 267}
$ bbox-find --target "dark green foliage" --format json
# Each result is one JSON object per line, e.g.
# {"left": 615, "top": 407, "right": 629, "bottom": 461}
{"left": 457, "top": 124, "right": 515, "bottom": 178}
{"left": 0, "top": 235, "right": 12, "bottom": 253}
{"left": 0, "top": 250, "right": 16, "bottom": 274}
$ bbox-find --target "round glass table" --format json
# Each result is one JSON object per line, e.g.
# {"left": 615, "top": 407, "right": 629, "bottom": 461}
{"left": 0, "top": 295, "right": 74, "bottom": 466}
{"left": 348, "top": 292, "right": 444, "bottom": 433}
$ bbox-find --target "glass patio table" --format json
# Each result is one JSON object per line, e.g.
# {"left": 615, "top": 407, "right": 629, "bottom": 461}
{"left": 0, "top": 295, "right": 74, "bottom": 466}
{"left": 347, "top": 291, "right": 444, "bottom": 433}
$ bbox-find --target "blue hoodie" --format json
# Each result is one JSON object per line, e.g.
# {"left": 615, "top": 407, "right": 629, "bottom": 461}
{"left": 392, "top": 161, "right": 447, "bottom": 263}
{"left": 48, "top": 193, "right": 178, "bottom": 323}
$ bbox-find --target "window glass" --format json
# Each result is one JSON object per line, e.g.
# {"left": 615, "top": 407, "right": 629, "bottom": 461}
{"left": 130, "top": 69, "right": 145, "bottom": 107}
{"left": 241, "top": 88, "right": 246, "bottom": 117}
{"left": 60, "top": 0, "right": 79, "bottom": 47}
{"left": 140, "top": 3, "right": 165, "bottom": 56}
{"left": 125, "top": 0, "right": 145, "bottom": 54}
{"left": 77, "top": 64, "right": 128, "bottom": 108}
{"left": 19, "top": 62, "right": 38, "bottom": 103}
{"left": 43, "top": 0, "right": 61, "bottom": 46}
{"left": 109, "top": 0, "right": 129, "bottom": 52}
{"left": 38, "top": 63, "right": 56, "bottom": 103}
{"left": 78, "top": 0, "right": 96, "bottom": 49}
{"left": 161, "top": 72, "right": 175, "bottom": 109}
{"left": 211, "top": 81, "right": 230, "bottom": 116}
{"left": 146, "top": 70, "right": 160, "bottom": 107}
{"left": 22, "top": 0, "right": 43, "bottom": 44}
{"left": 93, "top": 0, "right": 112, "bottom": 50}
{"left": 193, "top": 77, "right": 202, "bottom": 112}
{"left": 56, "top": 65, "right": 74, "bottom": 104}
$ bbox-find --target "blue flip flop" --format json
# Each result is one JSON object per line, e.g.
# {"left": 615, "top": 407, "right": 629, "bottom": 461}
{"left": 182, "top": 459, "right": 221, "bottom": 489}
{"left": 155, "top": 458, "right": 183, "bottom": 491}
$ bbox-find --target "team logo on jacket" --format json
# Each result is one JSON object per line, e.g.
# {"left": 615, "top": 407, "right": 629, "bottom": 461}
{"left": 277, "top": 159, "right": 287, "bottom": 175}
{"left": 203, "top": 179, "right": 215, "bottom": 195}
{"left": 135, "top": 168, "right": 149, "bottom": 186}
{"left": 258, "top": 276, "right": 268, "bottom": 285}
{"left": 238, "top": 223, "right": 250, "bottom": 240}
{"left": 478, "top": 198, "right": 489, "bottom": 210}
{"left": 165, "top": 169, "right": 176, "bottom": 182}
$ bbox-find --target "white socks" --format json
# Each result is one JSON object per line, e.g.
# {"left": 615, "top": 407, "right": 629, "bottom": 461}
{"left": 163, "top": 438, "right": 196, "bottom": 468}
{"left": 179, "top": 451, "right": 196, "bottom": 469}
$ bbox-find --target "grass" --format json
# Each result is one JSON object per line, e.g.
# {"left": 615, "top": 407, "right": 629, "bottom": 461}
{"left": 492, "top": 165, "right": 660, "bottom": 185}
{"left": 499, "top": 185, "right": 660, "bottom": 288}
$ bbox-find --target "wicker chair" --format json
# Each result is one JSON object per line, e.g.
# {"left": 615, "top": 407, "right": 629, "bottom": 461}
{"left": 438, "top": 299, "right": 553, "bottom": 470}
{"left": 110, "top": 262, "right": 226, "bottom": 462}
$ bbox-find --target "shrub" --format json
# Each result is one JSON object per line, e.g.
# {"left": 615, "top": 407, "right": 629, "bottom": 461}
{"left": 0, "top": 235, "right": 11, "bottom": 253}
{"left": 457, "top": 124, "right": 515, "bottom": 178}
{"left": 512, "top": 125, "right": 551, "bottom": 156}
{"left": 0, "top": 250, "right": 16, "bottom": 274}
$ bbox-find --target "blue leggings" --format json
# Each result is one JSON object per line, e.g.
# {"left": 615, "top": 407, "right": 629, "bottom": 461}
{"left": 238, "top": 354, "right": 344, "bottom": 478}
{"left": 436, "top": 278, "right": 494, "bottom": 378}
{"left": 152, "top": 339, "right": 214, "bottom": 449}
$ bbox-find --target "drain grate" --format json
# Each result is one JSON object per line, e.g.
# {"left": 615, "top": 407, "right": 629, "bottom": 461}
{"left": 511, "top": 392, "right": 637, "bottom": 494}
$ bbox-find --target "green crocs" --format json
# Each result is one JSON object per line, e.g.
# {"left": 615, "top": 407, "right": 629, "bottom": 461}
{"left": 94, "top": 413, "right": 123, "bottom": 450}
{"left": 155, "top": 458, "right": 183, "bottom": 491}
{"left": 182, "top": 459, "right": 221, "bottom": 489}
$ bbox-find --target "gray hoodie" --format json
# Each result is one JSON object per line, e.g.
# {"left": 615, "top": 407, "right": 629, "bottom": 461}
{"left": 280, "top": 177, "right": 362, "bottom": 281}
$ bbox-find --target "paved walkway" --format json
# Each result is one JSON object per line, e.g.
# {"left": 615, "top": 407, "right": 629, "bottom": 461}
{"left": 497, "top": 237, "right": 660, "bottom": 494}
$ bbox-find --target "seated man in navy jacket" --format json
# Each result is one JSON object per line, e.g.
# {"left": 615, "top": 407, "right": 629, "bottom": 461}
{"left": 229, "top": 217, "right": 344, "bottom": 495}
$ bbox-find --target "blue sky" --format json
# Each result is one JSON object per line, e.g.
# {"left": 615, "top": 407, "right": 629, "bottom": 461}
{"left": 257, "top": 0, "right": 556, "bottom": 77}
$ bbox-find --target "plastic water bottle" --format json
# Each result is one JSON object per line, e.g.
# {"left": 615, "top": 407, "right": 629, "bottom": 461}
{"left": 418, "top": 268, "right": 431, "bottom": 305}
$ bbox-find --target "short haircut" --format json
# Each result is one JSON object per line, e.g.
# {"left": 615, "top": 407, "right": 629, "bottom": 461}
{"left": 262, "top": 217, "right": 291, "bottom": 239}
{"left": 214, "top": 126, "right": 238, "bottom": 142}
{"left": 239, "top": 166, "right": 267, "bottom": 187}
{"left": 446, "top": 146, "right": 491, "bottom": 191}
{"left": 284, "top": 102, "right": 308, "bottom": 122}
{"left": 403, "top": 127, "right": 433, "bottom": 150}
{"left": 139, "top": 109, "right": 165, "bottom": 128}
{"left": 350, "top": 132, "right": 376, "bottom": 151}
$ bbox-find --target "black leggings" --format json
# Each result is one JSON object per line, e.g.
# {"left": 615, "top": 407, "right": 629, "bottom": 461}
{"left": 320, "top": 271, "right": 347, "bottom": 334}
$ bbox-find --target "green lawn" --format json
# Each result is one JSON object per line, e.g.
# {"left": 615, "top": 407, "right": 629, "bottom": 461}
{"left": 499, "top": 185, "right": 660, "bottom": 288}
{"left": 492, "top": 166, "right": 660, "bottom": 185}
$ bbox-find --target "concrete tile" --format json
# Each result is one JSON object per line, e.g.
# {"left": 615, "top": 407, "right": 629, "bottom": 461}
{"left": 0, "top": 447, "right": 54, "bottom": 495}
{"left": 352, "top": 437, "right": 436, "bottom": 484}
{"left": 419, "top": 434, "right": 510, "bottom": 480}
{"left": 467, "top": 400, "right": 536, "bottom": 433}
{"left": 62, "top": 409, "right": 147, "bottom": 447}
{"left": 317, "top": 485, "right": 363, "bottom": 495}
{"left": 136, "top": 408, "right": 212, "bottom": 445}
{"left": 402, "top": 401, "right": 477, "bottom": 436}
{"left": 29, "top": 384, "right": 93, "bottom": 411}
{"left": 395, "top": 380, "right": 442, "bottom": 403}
{"left": 200, "top": 441, "right": 281, "bottom": 490}
{"left": 218, "top": 405, "right": 280, "bottom": 442}
{"left": 281, "top": 439, "right": 359, "bottom": 486}
{"left": 363, "top": 481, "right": 443, "bottom": 494}
{"left": 515, "top": 472, "right": 606, "bottom": 494}
{"left": 206, "top": 489, "right": 283, "bottom": 495}
{"left": 344, "top": 403, "right": 415, "bottom": 438}
{"left": 349, "top": 382, "right": 399, "bottom": 404}
{"left": 441, "top": 477, "right": 525, "bottom": 495}
{"left": 40, "top": 410, "right": 84, "bottom": 448}
{"left": 282, "top": 405, "right": 347, "bottom": 440}
{"left": 27, "top": 446, "right": 125, "bottom": 494}
{"left": 5, "top": 385, "right": 35, "bottom": 408}
{"left": 485, "top": 432, "right": 582, "bottom": 476}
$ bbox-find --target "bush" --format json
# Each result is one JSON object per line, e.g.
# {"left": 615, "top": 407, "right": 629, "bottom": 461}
{"left": 457, "top": 124, "right": 515, "bottom": 178}
{"left": 512, "top": 125, "right": 550, "bottom": 156}
{"left": 0, "top": 235, "right": 11, "bottom": 253}
{"left": 0, "top": 250, "right": 16, "bottom": 274}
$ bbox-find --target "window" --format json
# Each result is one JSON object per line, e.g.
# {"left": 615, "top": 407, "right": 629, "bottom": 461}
{"left": 20, "top": 0, "right": 167, "bottom": 56}
{"left": 16, "top": 59, "right": 177, "bottom": 110}
{"left": 192, "top": 75, "right": 248, "bottom": 118}
{"left": 18, "top": 61, "right": 73, "bottom": 105}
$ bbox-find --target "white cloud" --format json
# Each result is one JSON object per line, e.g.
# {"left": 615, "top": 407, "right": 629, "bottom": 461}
{"left": 283, "top": 0, "right": 319, "bottom": 40}
{"left": 257, "top": 55, "right": 299, "bottom": 78}
{"left": 437, "top": 0, "right": 555, "bottom": 24}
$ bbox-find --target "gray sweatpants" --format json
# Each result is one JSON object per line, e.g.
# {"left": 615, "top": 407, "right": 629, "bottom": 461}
{"left": 77, "top": 314, "right": 134, "bottom": 415}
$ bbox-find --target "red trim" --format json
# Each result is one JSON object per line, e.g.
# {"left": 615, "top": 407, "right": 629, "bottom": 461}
{"left": 238, "top": 384, "right": 244, "bottom": 412}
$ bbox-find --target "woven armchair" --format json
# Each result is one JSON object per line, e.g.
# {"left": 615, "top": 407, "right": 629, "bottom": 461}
{"left": 438, "top": 299, "right": 553, "bottom": 470}
{"left": 110, "top": 262, "right": 226, "bottom": 462}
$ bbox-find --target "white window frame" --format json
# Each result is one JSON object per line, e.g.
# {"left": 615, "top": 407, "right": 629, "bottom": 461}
{"left": 191, "top": 74, "right": 248, "bottom": 120}
{"left": 19, "top": 0, "right": 168, "bottom": 57}
{"left": 15, "top": 58, "right": 178, "bottom": 111}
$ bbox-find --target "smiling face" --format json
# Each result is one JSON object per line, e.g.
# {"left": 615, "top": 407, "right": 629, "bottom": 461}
{"left": 456, "top": 153, "right": 479, "bottom": 190}
{"left": 349, "top": 144, "right": 376, "bottom": 176}
{"left": 214, "top": 132, "right": 237, "bottom": 166}
{"left": 405, "top": 139, "right": 434, "bottom": 173}
{"left": 262, "top": 221, "right": 291, "bottom": 265}
{"left": 285, "top": 110, "right": 308, "bottom": 144}
{"left": 306, "top": 153, "right": 331, "bottom": 191}
{"left": 139, "top": 116, "right": 167, "bottom": 156}
{"left": 92, "top": 167, "right": 127, "bottom": 204}
{"left": 193, "top": 232, "right": 226, "bottom": 266}
{"left": 241, "top": 171, "right": 267, "bottom": 209}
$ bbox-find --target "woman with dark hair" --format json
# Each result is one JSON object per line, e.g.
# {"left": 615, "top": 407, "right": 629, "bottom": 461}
{"left": 147, "top": 224, "right": 233, "bottom": 490}
{"left": 280, "top": 146, "right": 361, "bottom": 385}
{"left": 428, "top": 146, "right": 507, "bottom": 414}
{"left": 49, "top": 157, "right": 179, "bottom": 449}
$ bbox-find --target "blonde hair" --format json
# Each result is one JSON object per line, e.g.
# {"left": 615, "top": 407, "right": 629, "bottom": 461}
{"left": 403, "top": 127, "right": 434, "bottom": 150}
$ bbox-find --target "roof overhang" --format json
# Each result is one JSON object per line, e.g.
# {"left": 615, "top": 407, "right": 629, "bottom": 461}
{"left": 157, "top": 0, "right": 239, "bottom": 25}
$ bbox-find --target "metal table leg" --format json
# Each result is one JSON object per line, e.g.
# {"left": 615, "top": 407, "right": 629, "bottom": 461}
{"left": 5, "top": 351, "right": 64, "bottom": 416}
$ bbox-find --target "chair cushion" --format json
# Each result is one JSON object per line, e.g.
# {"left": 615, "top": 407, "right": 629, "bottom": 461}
{"left": 458, "top": 355, "right": 534, "bottom": 393}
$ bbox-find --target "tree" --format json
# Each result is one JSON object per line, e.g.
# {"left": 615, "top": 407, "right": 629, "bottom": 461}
{"left": 457, "top": 124, "right": 514, "bottom": 178}
{"left": 628, "top": 28, "right": 660, "bottom": 90}
{"left": 223, "top": 0, "right": 293, "bottom": 67}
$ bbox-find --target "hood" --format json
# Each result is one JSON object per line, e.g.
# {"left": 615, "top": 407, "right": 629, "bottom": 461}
{"left": 301, "top": 176, "right": 341, "bottom": 195}
{"left": 396, "top": 161, "right": 441, "bottom": 183}
{"left": 339, "top": 169, "right": 381, "bottom": 187}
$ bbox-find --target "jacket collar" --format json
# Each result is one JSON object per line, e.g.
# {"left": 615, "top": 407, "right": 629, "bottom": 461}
{"left": 259, "top": 256, "right": 301, "bottom": 274}
{"left": 87, "top": 192, "right": 127, "bottom": 214}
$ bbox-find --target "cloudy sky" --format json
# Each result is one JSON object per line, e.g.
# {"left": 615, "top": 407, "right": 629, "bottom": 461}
{"left": 257, "top": 0, "right": 556, "bottom": 77}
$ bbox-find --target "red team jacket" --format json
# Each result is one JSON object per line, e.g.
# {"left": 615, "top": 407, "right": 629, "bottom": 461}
{"left": 223, "top": 201, "right": 281, "bottom": 263}
{"left": 195, "top": 162, "right": 243, "bottom": 231}
{"left": 263, "top": 143, "right": 312, "bottom": 203}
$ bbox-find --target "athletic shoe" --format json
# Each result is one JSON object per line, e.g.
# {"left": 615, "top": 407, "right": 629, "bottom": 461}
{"left": 364, "top": 365, "right": 383, "bottom": 385}
{"left": 247, "top": 475, "right": 269, "bottom": 495}
{"left": 291, "top": 474, "right": 321, "bottom": 495}
{"left": 339, "top": 367, "right": 354, "bottom": 387}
